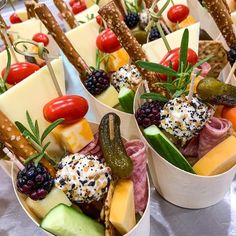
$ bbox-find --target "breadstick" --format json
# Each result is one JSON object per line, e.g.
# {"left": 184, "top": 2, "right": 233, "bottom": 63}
{"left": 34, "top": 3, "right": 91, "bottom": 80}
{"left": 53, "top": 0, "right": 78, "bottom": 29}
{"left": 112, "top": 0, "right": 127, "bottom": 17}
{"left": 0, "top": 111, "right": 56, "bottom": 176}
{"left": 24, "top": 0, "right": 37, "bottom": 19}
{"left": 203, "top": 0, "right": 236, "bottom": 48}
{"left": 99, "top": 1, "right": 159, "bottom": 90}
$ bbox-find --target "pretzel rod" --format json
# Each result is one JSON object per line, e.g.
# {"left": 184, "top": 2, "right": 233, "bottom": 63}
{"left": 99, "top": 2, "right": 159, "bottom": 89}
{"left": 53, "top": 0, "right": 78, "bottom": 29}
{"left": 0, "top": 14, "right": 8, "bottom": 45}
{"left": 34, "top": 3, "right": 91, "bottom": 80}
{"left": 24, "top": 0, "right": 37, "bottom": 19}
{"left": 221, "top": 0, "right": 231, "bottom": 13}
{"left": 112, "top": 0, "right": 127, "bottom": 17}
{"left": 0, "top": 111, "right": 56, "bottom": 176}
{"left": 145, "top": 0, "right": 154, "bottom": 9}
{"left": 203, "top": 0, "right": 236, "bottom": 48}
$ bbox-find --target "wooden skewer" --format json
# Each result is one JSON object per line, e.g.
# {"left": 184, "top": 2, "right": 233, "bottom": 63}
{"left": 24, "top": 0, "right": 37, "bottom": 19}
{"left": 34, "top": 3, "right": 91, "bottom": 80}
{"left": 187, "top": 73, "right": 197, "bottom": 102}
{"left": 225, "top": 61, "right": 236, "bottom": 84}
{"left": 53, "top": 0, "right": 78, "bottom": 29}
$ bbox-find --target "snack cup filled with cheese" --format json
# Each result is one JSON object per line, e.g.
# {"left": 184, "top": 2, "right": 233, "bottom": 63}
{"left": 133, "top": 23, "right": 236, "bottom": 208}
{"left": 9, "top": 116, "right": 150, "bottom": 236}
{"left": 134, "top": 83, "right": 236, "bottom": 209}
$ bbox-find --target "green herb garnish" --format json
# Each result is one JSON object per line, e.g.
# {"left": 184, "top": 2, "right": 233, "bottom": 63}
{"left": 137, "top": 28, "right": 213, "bottom": 101}
{"left": 15, "top": 111, "right": 64, "bottom": 166}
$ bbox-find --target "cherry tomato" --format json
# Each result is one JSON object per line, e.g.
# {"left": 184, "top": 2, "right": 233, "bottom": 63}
{"left": 167, "top": 4, "right": 189, "bottom": 23}
{"left": 159, "top": 48, "right": 198, "bottom": 80}
{"left": 96, "top": 29, "right": 121, "bottom": 53}
{"left": 9, "top": 13, "right": 22, "bottom": 24}
{"left": 72, "top": 1, "right": 87, "bottom": 15}
{"left": 69, "top": 0, "right": 78, "bottom": 7}
{"left": 1, "top": 62, "right": 40, "bottom": 85}
{"left": 43, "top": 95, "right": 89, "bottom": 124}
{"left": 96, "top": 15, "right": 103, "bottom": 26}
{"left": 32, "top": 33, "right": 49, "bottom": 46}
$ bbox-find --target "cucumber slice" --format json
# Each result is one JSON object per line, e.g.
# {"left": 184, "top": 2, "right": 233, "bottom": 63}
{"left": 41, "top": 204, "right": 104, "bottom": 236}
{"left": 118, "top": 87, "right": 135, "bottom": 114}
{"left": 144, "top": 125, "right": 195, "bottom": 174}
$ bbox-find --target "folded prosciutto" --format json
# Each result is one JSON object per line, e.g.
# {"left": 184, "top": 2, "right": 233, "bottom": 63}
{"left": 181, "top": 117, "right": 231, "bottom": 158}
{"left": 125, "top": 140, "right": 148, "bottom": 213}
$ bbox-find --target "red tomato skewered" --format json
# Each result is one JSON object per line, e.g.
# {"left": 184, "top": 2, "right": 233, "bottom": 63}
{"left": 159, "top": 48, "right": 198, "bottom": 80}
{"left": 96, "top": 28, "right": 121, "bottom": 53}
{"left": 9, "top": 13, "right": 22, "bottom": 24}
{"left": 32, "top": 33, "right": 49, "bottom": 47}
{"left": 43, "top": 95, "right": 89, "bottom": 124}
{"left": 69, "top": 0, "right": 78, "bottom": 7}
{"left": 1, "top": 62, "right": 40, "bottom": 85}
{"left": 167, "top": 4, "right": 189, "bottom": 23}
{"left": 72, "top": 1, "right": 87, "bottom": 15}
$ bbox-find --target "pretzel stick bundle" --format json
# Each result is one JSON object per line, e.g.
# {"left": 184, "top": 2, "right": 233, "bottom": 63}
{"left": 98, "top": 1, "right": 159, "bottom": 91}
{"left": 112, "top": 0, "right": 127, "bottom": 17}
{"left": 24, "top": 0, "right": 37, "bottom": 19}
{"left": 53, "top": 0, "right": 78, "bottom": 29}
{"left": 0, "top": 111, "right": 56, "bottom": 176}
{"left": 203, "top": 0, "right": 236, "bottom": 48}
{"left": 34, "top": 3, "right": 90, "bottom": 80}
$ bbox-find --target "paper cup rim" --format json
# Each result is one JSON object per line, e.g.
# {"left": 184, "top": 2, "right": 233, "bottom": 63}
{"left": 11, "top": 121, "right": 151, "bottom": 236}
{"left": 134, "top": 83, "right": 236, "bottom": 179}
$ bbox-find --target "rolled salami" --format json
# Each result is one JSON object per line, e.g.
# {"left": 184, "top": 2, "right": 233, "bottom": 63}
{"left": 34, "top": 3, "right": 91, "bottom": 80}
{"left": 125, "top": 139, "right": 148, "bottom": 212}
{"left": 0, "top": 111, "right": 56, "bottom": 176}
{"left": 53, "top": 0, "right": 78, "bottom": 29}
{"left": 24, "top": 0, "right": 37, "bottom": 19}
{"left": 203, "top": 0, "right": 236, "bottom": 47}
{"left": 98, "top": 1, "right": 159, "bottom": 90}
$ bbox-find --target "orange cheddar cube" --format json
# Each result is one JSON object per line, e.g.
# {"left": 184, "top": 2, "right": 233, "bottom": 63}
{"left": 53, "top": 118, "right": 94, "bottom": 153}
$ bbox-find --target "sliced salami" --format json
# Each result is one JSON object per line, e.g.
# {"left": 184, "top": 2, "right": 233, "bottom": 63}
{"left": 198, "top": 117, "right": 231, "bottom": 158}
{"left": 125, "top": 140, "right": 148, "bottom": 213}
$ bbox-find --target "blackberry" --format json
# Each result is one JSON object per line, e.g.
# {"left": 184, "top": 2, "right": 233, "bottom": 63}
{"left": 124, "top": 12, "right": 139, "bottom": 29}
{"left": 148, "top": 27, "right": 161, "bottom": 42}
{"left": 84, "top": 69, "right": 110, "bottom": 95}
{"left": 228, "top": 45, "right": 236, "bottom": 65}
{"left": 17, "top": 162, "right": 54, "bottom": 200}
{"left": 135, "top": 101, "right": 165, "bottom": 128}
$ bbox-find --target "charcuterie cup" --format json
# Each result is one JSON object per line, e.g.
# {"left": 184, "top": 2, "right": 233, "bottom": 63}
{"left": 134, "top": 82, "right": 236, "bottom": 209}
{"left": 10, "top": 121, "right": 151, "bottom": 236}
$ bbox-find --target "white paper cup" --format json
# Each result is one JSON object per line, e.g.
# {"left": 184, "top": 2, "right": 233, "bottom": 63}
{"left": 10, "top": 122, "right": 151, "bottom": 236}
{"left": 134, "top": 83, "right": 236, "bottom": 209}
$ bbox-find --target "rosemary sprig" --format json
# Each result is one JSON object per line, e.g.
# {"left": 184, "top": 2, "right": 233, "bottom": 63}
{"left": 136, "top": 28, "right": 213, "bottom": 101}
{"left": 15, "top": 111, "right": 64, "bottom": 166}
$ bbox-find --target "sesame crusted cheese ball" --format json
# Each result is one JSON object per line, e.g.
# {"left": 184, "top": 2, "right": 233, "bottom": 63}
{"left": 160, "top": 96, "right": 212, "bottom": 143}
{"left": 55, "top": 154, "right": 112, "bottom": 203}
{"left": 111, "top": 64, "right": 142, "bottom": 92}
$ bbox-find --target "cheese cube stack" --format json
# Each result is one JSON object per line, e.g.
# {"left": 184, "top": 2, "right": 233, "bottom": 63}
{"left": 193, "top": 136, "right": 236, "bottom": 176}
{"left": 26, "top": 188, "right": 72, "bottom": 219}
{"left": 53, "top": 118, "right": 94, "bottom": 153}
{"left": 109, "top": 179, "right": 136, "bottom": 235}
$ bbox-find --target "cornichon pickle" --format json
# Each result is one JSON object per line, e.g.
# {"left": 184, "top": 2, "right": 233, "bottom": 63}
{"left": 99, "top": 113, "right": 133, "bottom": 178}
{"left": 196, "top": 77, "right": 236, "bottom": 106}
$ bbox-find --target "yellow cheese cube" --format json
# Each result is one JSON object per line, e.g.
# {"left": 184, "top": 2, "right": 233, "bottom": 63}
{"left": 193, "top": 136, "right": 236, "bottom": 176}
{"left": 109, "top": 180, "right": 136, "bottom": 235}
{"left": 96, "top": 85, "right": 119, "bottom": 108}
{"left": 26, "top": 188, "right": 72, "bottom": 219}
{"left": 53, "top": 118, "right": 94, "bottom": 153}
